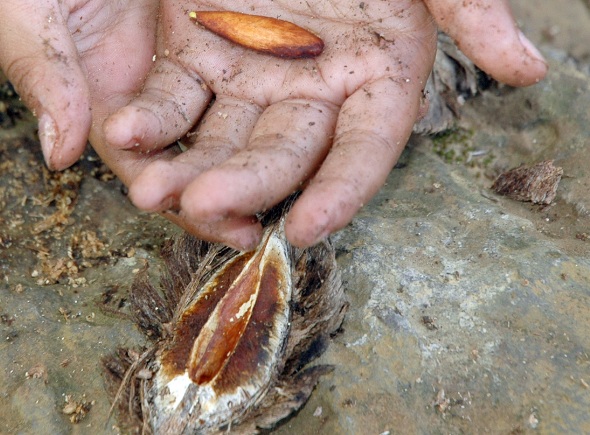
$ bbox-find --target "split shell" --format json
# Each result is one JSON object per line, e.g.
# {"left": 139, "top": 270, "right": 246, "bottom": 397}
{"left": 101, "top": 206, "right": 347, "bottom": 434}
{"left": 150, "top": 226, "right": 292, "bottom": 433}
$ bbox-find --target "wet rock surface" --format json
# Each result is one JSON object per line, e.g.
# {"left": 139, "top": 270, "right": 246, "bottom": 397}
{"left": 1, "top": 3, "right": 590, "bottom": 434}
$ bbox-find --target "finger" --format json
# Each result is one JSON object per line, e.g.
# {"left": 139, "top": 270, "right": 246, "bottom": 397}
{"left": 180, "top": 99, "right": 339, "bottom": 221}
{"left": 165, "top": 211, "right": 263, "bottom": 252}
{"left": 93, "top": 125, "right": 264, "bottom": 252}
{"left": 103, "top": 57, "right": 212, "bottom": 152}
{"left": 285, "top": 76, "right": 424, "bottom": 248}
{"left": 0, "top": 1, "right": 91, "bottom": 170}
{"left": 423, "top": 0, "right": 547, "bottom": 86}
{"left": 128, "top": 96, "right": 263, "bottom": 211}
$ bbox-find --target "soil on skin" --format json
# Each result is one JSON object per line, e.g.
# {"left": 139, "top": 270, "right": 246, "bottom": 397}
{"left": 1, "top": 1, "right": 589, "bottom": 434}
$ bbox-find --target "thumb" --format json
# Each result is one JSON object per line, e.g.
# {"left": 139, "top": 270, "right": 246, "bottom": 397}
{"left": 424, "top": 0, "right": 548, "bottom": 87}
{"left": 0, "top": 1, "right": 91, "bottom": 170}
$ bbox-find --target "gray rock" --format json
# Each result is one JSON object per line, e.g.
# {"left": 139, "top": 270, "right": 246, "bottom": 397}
{"left": 1, "top": 52, "right": 589, "bottom": 435}
{"left": 275, "top": 60, "right": 590, "bottom": 435}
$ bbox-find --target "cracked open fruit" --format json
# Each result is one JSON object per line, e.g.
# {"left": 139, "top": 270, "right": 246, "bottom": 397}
{"left": 103, "top": 209, "right": 346, "bottom": 434}
{"left": 189, "top": 11, "right": 324, "bottom": 59}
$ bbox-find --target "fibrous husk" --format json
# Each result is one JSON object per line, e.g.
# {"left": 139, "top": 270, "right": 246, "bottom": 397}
{"left": 491, "top": 160, "right": 563, "bottom": 205}
{"left": 414, "top": 32, "right": 494, "bottom": 134}
{"left": 102, "top": 209, "right": 347, "bottom": 434}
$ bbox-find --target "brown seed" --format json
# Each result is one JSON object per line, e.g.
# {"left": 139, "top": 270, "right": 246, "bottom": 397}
{"left": 186, "top": 229, "right": 291, "bottom": 387}
{"left": 189, "top": 10, "right": 324, "bottom": 59}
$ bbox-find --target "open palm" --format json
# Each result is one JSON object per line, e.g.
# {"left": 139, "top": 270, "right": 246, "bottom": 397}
{"left": 105, "top": 0, "right": 437, "bottom": 249}
{"left": 1, "top": 0, "right": 544, "bottom": 251}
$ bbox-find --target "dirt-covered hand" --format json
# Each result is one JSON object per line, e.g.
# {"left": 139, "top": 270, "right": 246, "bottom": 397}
{"left": 0, "top": 0, "right": 159, "bottom": 170}
{"left": 103, "top": 0, "right": 546, "bottom": 250}
{"left": 105, "top": 0, "right": 438, "bottom": 249}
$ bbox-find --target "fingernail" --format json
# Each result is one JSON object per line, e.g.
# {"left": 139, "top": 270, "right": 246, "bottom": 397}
{"left": 38, "top": 113, "right": 58, "bottom": 169}
{"left": 517, "top": 30, "right": 547, "bottom": 65}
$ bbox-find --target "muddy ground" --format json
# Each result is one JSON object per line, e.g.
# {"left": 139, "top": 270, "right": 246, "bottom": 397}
{"left": 1, "top": 1, "right": 589, "bottom": 434}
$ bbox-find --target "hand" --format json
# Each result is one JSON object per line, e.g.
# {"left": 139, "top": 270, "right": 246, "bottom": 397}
{"left": 105, "top": 0, "right": 546, "bottom": 250}
{"left": 0, "top": 0, "right": 159, "bottom": 171}
{"left": 104, "top": 0, "right": 437, "bottom": 250}
{"left": 2, "top": 0, "right": 546, "bottom": 251}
